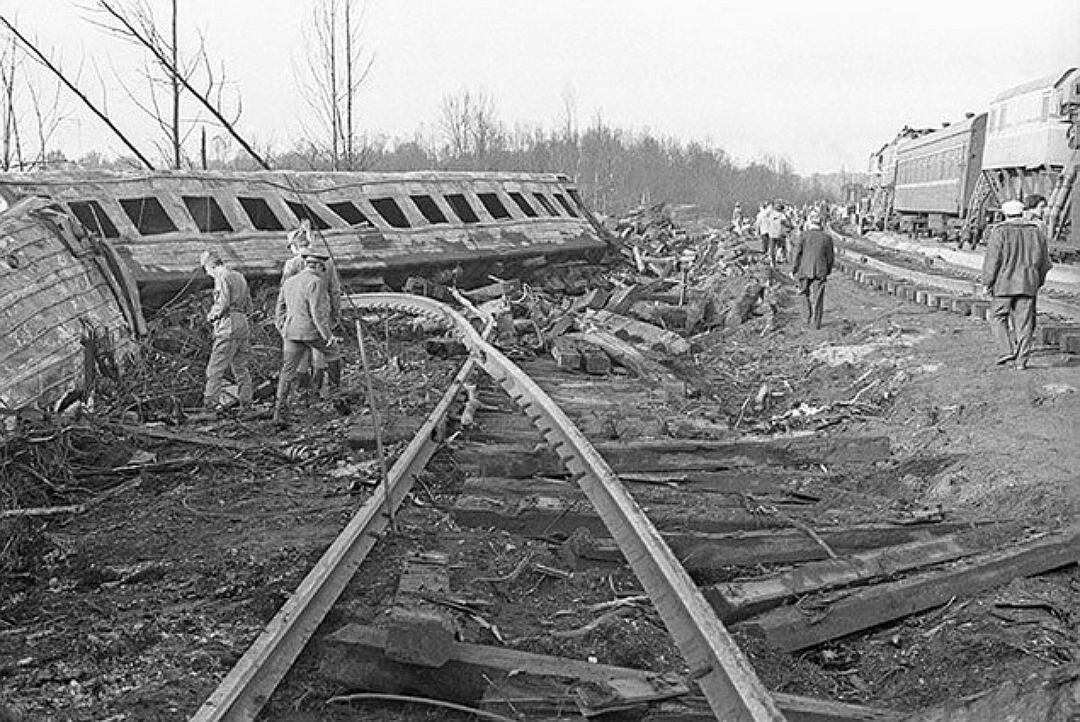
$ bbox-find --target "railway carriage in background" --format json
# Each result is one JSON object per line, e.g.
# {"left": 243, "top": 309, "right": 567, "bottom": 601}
{"left": 892, "top": 113, "right": 986, "bottom": 239}
{"left": 865, "top": 66, "right": 1080, "bottom": 248}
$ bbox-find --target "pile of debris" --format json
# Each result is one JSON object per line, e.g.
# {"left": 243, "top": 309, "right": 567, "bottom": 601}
{"left": 407, "top": 202, "right": 785, "bottom": 385}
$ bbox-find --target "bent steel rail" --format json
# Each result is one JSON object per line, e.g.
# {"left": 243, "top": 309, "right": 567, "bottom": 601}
{"left": 194, "top": 293, "right": 783, "bottom": 721}
{"left": 346, "top": 293, "right": 785, "bottom": 721}
{"left": 192, "top": 349, "right": 483, "bottom": 721}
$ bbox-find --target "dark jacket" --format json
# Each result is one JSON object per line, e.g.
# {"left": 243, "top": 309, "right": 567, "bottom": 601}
{"left": 980, "top": 219, "right": 1051, "bottom": 296}
{"left": 791, "top": 227, "right": 835, "bottom": 280}
{"left": 275, "top": 268, "right": 332, "bottom": 342}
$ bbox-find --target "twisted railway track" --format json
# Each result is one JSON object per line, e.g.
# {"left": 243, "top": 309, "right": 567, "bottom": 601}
{"left": 193, "top": 293, "right": 784, "bottom": 722}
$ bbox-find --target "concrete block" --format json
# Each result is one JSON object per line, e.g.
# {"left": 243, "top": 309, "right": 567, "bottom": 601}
{"left": 950, "top": 298, "right": 973, "bottom": 315}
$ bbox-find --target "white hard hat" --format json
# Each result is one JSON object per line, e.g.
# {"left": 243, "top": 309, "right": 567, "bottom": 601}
{"left": 1001, "top": 200, "right": 1024, "bottom": 217}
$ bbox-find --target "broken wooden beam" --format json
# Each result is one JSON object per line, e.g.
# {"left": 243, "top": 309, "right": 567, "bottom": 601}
{"left": 580, "top": 307, "right": 691, "bottom": 356}
{"left": 452, "top": 492, "right": 788, "bottom": 538}
{"left": 578, "top": 522, "right": 1006, "bottom": 571}
{"left": 383, "top": 552, "right": 457, "bottom": 668}
{"left": 704, "top": 524, "right": 1028, "bottom": 622}
{"left": 320, "top": 623, "right": 688, "bottom": 708}
{"left": 321, "top": 624, "right": 900, "bottom": 721}
{"left": 743, "top": 525, "right": 1080, "bottom": 653}
{"left": 451, "top": 434, "right": 891, "bottom": 478}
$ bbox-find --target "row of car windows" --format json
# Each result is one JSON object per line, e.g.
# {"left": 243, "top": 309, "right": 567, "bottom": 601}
{"left": 65, "top": 188, "right": 585, "bottom": 239}
{"left": 896, "top": 145, "right": 968, "bottom": 185}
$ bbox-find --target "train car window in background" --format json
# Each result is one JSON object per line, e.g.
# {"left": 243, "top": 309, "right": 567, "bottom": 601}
{"left": 370, "top": 197, "right": 411, "bottom": 228}
{"left": 507, "top": 192, "right": 538, "bottom": 217}
{"left": 477, "top": 192, "right": 512, "bottom": 220}
{"left": 1041, "top": 93, "right": 1051, "bottom": 120}
{"left": 326, "top": 200, "right": 372, "bottom": 227}
{"left": 532, "top": 192, "right": 559, "bottom": 216}
{"left": 183, "top": 196, "right": 233, "bottom": 233}
{"left": 553, "top": 193, "right": 579, "bottom": 217}
{"left": 119, "top": 197, "right": 178, "bottom": 235}
{"left": 285, "top": 200, "right": 331, "bottom": 230}
{"left": 67, "top": 200, "right": 120, "bottom": 238}
{"left": 238, "top": 197, "right": 286, "bottom": 231}
{"left": 410, "top": 195, "right": 449, "bottom": 224}
{"left": 445, "top": 194, "right": 480, "bottom": 224}
{"left": 567, "top": 189, "right": 589, "bottom": 216}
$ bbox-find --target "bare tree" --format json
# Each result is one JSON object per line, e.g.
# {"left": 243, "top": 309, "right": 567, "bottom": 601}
{"left": 439, "top": 87, "right": 503, "bottom": 167}
{"left": 297, "top": 0, "right": 375, "bottom": 171}
{"left": 88, "top": 0, "right": 250, "bottom": 169}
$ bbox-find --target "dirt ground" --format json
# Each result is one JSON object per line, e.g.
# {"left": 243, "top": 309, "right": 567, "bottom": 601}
{"left": 1, "top": 259, "right": 1078, "bottom": 721}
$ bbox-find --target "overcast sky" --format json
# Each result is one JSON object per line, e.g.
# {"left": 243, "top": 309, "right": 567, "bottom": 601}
{"left": 6, "top": 0, "right": 1080, "bottom": 174}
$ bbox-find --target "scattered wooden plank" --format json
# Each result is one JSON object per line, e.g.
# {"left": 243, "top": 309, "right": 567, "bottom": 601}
{"left": 564, "top": 330, "right": 662, "bottom": 379}
{"left": 383, "top": 552, "right": 457, "bottom": 668}
{"left": 581, "top": 522, "right": 1005, "bottom": 570}
{"left": 451, "top": 434, "right": 891, "bottom": 478}
{"left": 704, "top": 525, "right": 1027, "bottom": 622}
{"left": 321, "top": 624, "right": 899, "bottom": 721}
{"left": 345, "top": 415, "right": 424, "bottom": 452}
{"left": 452, "top": 492, "right": 787, "bottom": 538}
{"left": 744, "top": 525, "right": 1080, "bottom": 653}
{"left": 581, "top": 307, "right": 691, "bottom": 356}
{"left": 320, "top": 623, "right": 688, "bottom": 708}
{"left": 0, "top": 503, "right": 85, "bottom": 519}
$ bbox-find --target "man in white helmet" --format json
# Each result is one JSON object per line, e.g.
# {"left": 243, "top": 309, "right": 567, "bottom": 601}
{"left": 981, "top": 199, "right": 1052, "bottom": 370}
{"left": 199, "top": 249, "right": 253, "bottom": 413}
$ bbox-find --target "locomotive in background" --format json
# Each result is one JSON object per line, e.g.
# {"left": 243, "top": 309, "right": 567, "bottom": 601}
{"left": 863, "top": 67, "right": 1080, "bottom": 250}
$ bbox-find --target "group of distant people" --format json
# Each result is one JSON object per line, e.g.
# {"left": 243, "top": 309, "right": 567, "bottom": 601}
{"left": 199, "top": 221, "right": 344, "bottom": 426}
{"left": 729, "top": 198, "right": 837, "bottom": 329}
{"left": 728, "top": 195, "right": 1051, "bottom": 369}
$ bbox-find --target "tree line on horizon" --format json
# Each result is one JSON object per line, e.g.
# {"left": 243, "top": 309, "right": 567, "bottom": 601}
{"left": 2, "top": 0, "right": 845, "bottom": 222}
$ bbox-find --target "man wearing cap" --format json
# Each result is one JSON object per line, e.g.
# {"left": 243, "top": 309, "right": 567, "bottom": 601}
{"left": 790, "top": 209, "right": 835, "bottom": 329}
{"left": 200, "top": 250, "right": 253, "bottom": 413}
{"left": 981, "top": 199, "right": 1052, "bottom": 370}
{"left": 273, "top": 250, "right": 338, "bottom": 426}
{"left": 282, "top": 222, "right": 344, "bottom": 397}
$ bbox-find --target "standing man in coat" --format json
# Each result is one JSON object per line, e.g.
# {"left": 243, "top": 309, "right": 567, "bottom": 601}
{"left": 790, "top": 210, "right": 835, "bottom": 329}
{"left": 273, "top": 251, "right": 338, "bottom": 426}
{"left": 282, "top": 222, "right": 344, "bottom": 397}
{"left": 981, "top": 199, "right": 1052, "bottom": 370}
{"left": 200, "top": 250, "right": 253, "bottom": 413}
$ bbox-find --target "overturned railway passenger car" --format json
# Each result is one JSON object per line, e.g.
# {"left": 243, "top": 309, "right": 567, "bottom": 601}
{"left": 0, "top": 171, "right": 611, "bottom": 302}
{"left": 0, "top": 197, "right": 142, "bottom": 420}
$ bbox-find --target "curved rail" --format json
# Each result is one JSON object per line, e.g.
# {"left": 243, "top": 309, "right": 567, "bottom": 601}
{"left": 194, "top": 293, "right": 783, "bottom": 721}
{"left": 192, "top": 343, "right": 483, "bottom": 721}
{"left": 348, "top": 293, "right": 785, "bottom": 721}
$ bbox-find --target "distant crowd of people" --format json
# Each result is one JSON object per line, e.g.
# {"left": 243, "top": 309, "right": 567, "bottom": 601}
{"left": 729, "top": 198, "right": 838, "bottom": 328}
{"left": 726, "top": 195, "right": 1051, "bottom": 370}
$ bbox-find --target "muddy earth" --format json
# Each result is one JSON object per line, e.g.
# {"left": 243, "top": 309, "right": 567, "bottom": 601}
{"left": 1, "top": 263, "right": 1078, "bottom": 721}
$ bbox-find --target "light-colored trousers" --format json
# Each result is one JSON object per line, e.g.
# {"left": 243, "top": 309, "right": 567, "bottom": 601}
{"left": 204, "top": 314, "right": 253, "bottom": 407}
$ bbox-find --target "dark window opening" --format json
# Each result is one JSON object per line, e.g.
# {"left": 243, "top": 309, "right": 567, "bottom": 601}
{"left": 507, "top": 192, "right": 537, "bottom": 217}
{"left": 478, "top": 192, "right": 511, "bottom": 220}
{"left": 119, "top": 197, "right": 178, "bottom": 235}
{"left": 370, "top": 197, "right": 411, "bottom": 228}
{"left": 567, "top": 188, "right": 588, "bottom": 215}
{"left": 238, "top": 196, "right": 285, "bottom": 231}
{"left": 67, "top": 200, "right": 119, "bottom": 238}
{"left": 445, "top": 194, "right": 480, "bottom": 223}
{"left": 326, "top": 200, "right": 372, "bottom": 227}
{"left": 553, "top": 193, "right": 579, "bottom": 217}
{"left": 532, "top": 192, "right": 559, "bottom": 216}
{"left": 411, "top": 195, "right": 449, "bottom": 224}
{"left": 285, "top": 200, "right": 331, "bottom": 230}
{"left": 182, "top": 195, "right": 233, "bottom": 233}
